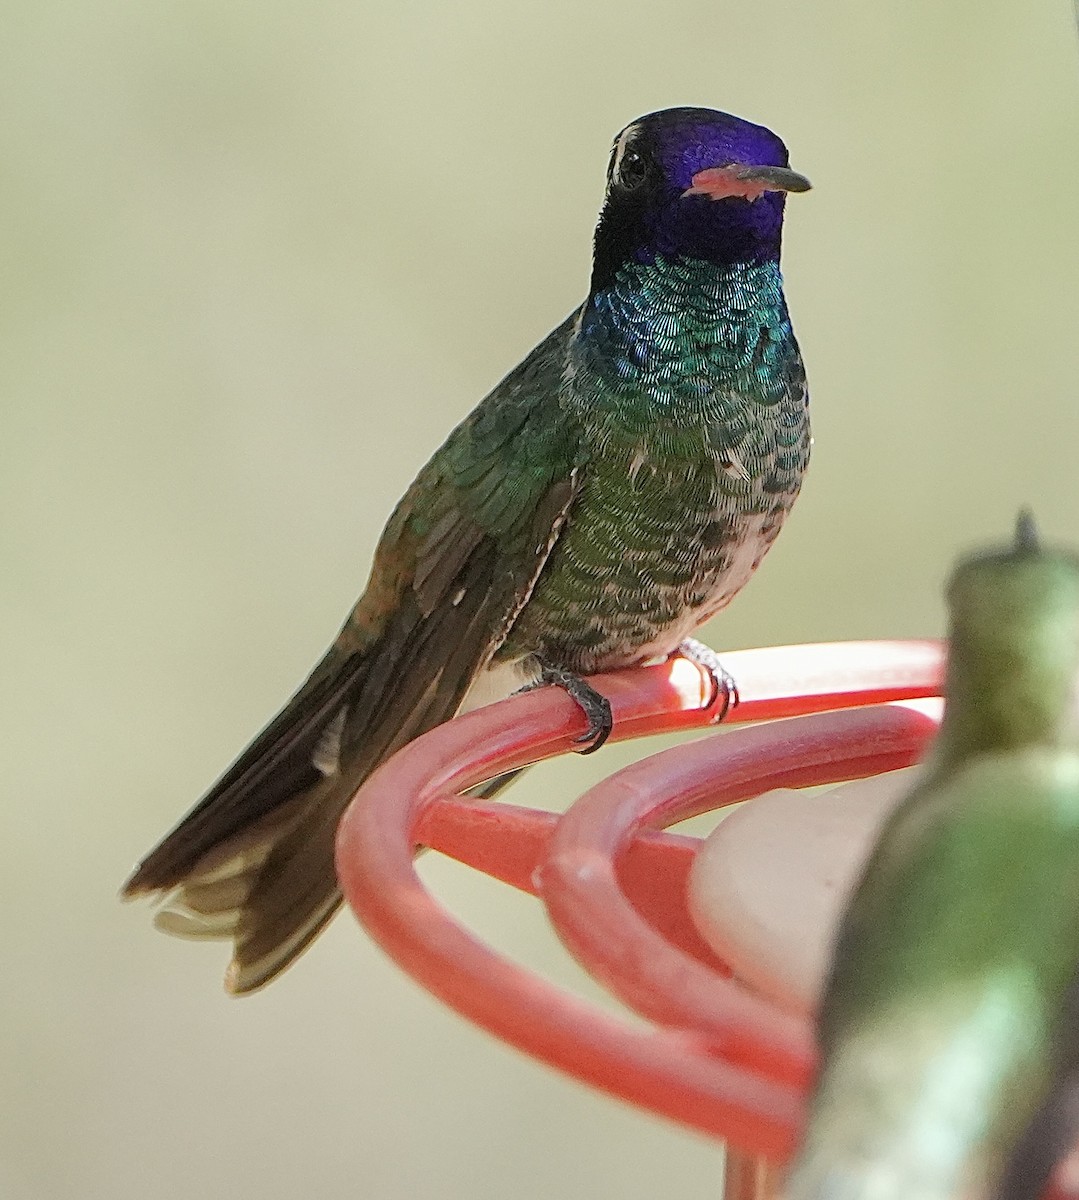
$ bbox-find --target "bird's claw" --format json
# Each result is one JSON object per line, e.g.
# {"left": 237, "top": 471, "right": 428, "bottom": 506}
{"left": 520, "top": 666, "right": 614, "bottom": 754}
{"left": 677, "top": 638, "right": 739, "bottom": 722}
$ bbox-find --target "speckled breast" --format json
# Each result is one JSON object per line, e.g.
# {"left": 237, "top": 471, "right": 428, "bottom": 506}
{"left": 501, "top": 397, "right": 809, "bottom": 674}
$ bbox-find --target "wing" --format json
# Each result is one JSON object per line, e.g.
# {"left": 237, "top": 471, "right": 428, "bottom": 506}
{"left": 122, "top": 310, "right": 586, "bottom": 989}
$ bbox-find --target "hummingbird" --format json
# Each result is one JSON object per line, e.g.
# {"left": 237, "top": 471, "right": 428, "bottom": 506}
{"left": 123, "top": 106, "right": 812, "bottom": 994}
{"left": 784, "top": 513, "right": 1079, "bottom": 1200}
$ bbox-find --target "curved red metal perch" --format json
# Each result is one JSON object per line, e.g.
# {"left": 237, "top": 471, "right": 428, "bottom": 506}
{"left": 335, "top": 641, "right": 943, "bottom": 1158}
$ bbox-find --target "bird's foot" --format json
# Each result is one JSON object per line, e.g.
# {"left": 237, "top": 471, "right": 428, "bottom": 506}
{"left": 520, "top": 666, "right": 613, "bottom": 754}
{"left": 676, "top": 638, "right": 738, "bottom": 722}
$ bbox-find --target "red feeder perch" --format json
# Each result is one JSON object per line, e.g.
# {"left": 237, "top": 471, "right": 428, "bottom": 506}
{"left": 335, "top": 641, "right": 944, "bottom": 1195}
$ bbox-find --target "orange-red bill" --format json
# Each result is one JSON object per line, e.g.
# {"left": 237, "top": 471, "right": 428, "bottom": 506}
{"left": 684, "top": 164, "right": 812, "bottom": 202}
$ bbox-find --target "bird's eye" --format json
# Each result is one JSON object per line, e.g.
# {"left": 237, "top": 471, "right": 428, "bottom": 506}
{"left": 617, "top": 147, "right": 649, "bottom": 189}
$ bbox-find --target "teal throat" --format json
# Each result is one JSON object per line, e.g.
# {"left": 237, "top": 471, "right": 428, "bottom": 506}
{"left": 577, "top": 254, "right": 803, "bottom": 416}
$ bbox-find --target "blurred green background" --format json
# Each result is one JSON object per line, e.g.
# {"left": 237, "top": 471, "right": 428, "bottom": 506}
{"left": 4, "top": 1, "right": 1079, "bottom": 1197}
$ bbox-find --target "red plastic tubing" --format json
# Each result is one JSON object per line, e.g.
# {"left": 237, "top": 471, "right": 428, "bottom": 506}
{"left": 335, "top": 641, "right": 944, "bottom": 1158}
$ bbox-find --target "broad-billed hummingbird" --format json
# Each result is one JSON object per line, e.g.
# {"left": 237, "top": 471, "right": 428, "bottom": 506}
{"left": 123, "top": 107, "right": 812, "bottom": 994}
{"left": 785, "top": 514, "right": 1079, "bottom": 1200}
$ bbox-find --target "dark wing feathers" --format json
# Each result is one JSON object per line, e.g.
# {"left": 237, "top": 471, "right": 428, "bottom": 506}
{"left": 216, "top": 468, "right": 582, "bottom": 990}
{"left": 228, "top": 546, "right": 528, "bottom": 977}
{"left": 411, "top": 507, "right": 479, "bottom": 612}
{"left": 124, "top": 312, "right": 585, "bottom": 956}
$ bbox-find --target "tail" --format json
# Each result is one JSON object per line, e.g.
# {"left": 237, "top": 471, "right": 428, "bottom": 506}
{"left": 137, "top": 775, "right": 357, "bottom": 995}
{"left": 123, "top": 646, "right": 381, "bottom": 992}
{"left": 123, "top": 636, "right": 491, "bottom": 993}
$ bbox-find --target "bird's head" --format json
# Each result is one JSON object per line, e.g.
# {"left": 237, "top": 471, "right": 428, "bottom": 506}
{"left": 589, "top": 107, "right": 810, "bottom": 294}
